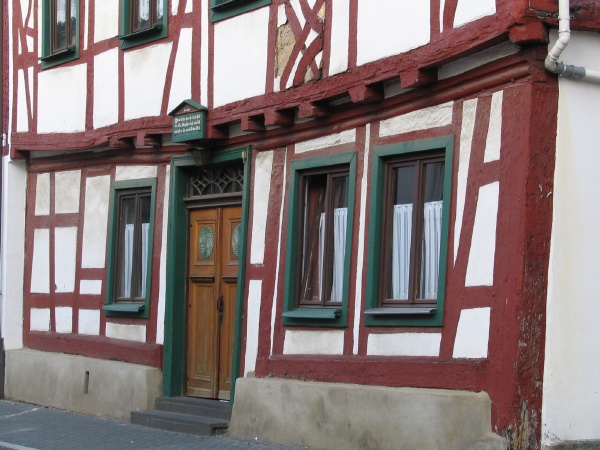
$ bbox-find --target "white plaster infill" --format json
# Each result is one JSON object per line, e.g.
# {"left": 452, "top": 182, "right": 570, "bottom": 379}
{"left": 356, "top": 0, "right": 430, "bottom": 66}
{"left": 249, "top": 151, "right": 274, "bottom": 265}
{"left": 55, "top": 307, "right": 73, "bottom": 334}
{"left": 31, "top": 228, "right": 50, "bottom": 294}
{"left": 454, "top": 98, "right": 477, "bottom": 264}
{"left": 78, "top": 309, "right": 100, "bottom": 336}
{"left": 93, "top": 48, "right": 119, "bottom": 129}
{"left": 453, "top": 0, "right": 496, "bottom": 28}
{"left": 30, "top": 308, "right": 51, "bottom": 332}
{"left": 55, "top": 170, "right": 82, "bottom": 214}
{"left": 213, "top": 8, "right": 269, "bottom": 107}
{"left": 379, "top": 102, "right": 453, "bottom": 137}
{"left": 295, "top": 129, "right": 356, "bottom": 154}
{"left": 93, "top": 0, "right": 119, "bottom": 43}
{"left": 115, "top": 165, "right": 158, "bottom": 181}
{"left": 35, "top": 173, "right": 50, "bottom": 216}
{"left": 81, "top": 175, "right": 111, "bottom": 269}
{"left": 80, "top": 280, "right": 102, "bottom": 296}
{"left": 244, "top": 280, "right": 262, "bottom": 375}
{"left": 38, "top": 64, "right": 87, "bottom": 133}
{"left": 453, "top": 308, "right": 491, "bottom": 359}
{"left": 367, "top": 332, "right": 442, "bottom": 357}
{"left": 283, "top": 330, "right": 345, "bottom": 355}
{"left": 105, "top": 323, "right": 146, "bottom": 343}
{"left": 156, "top": 165, "right": 170, "bottom": 345}
{"left": 484, "top": 91, "right": 504, "bottom": 163}
{"left": 167, "top": 28, "right": 193, "bottom": 113}
{"left": 465, "top": 182, "right": 499, "bottom": 287}
{"left": 124, "top": 43, "right": 173, "bottom": 120}
{"left": 54, "top": 227, "right": 78, "bottom": 293}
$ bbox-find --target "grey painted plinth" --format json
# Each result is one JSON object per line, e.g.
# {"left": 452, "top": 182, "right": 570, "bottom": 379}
{"left": 229, "top": 378, "right": 507, "bottom": 450}
{"left": 4, "top": 349, "right": 162, "bottom": 420}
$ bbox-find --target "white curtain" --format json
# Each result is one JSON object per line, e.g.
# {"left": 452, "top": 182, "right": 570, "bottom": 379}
{"left": 391, "top": 201, "right": 442, "bottom": 300}
{"left": 120, "top": 223, "right": 150, "bottom": 299}
{"left": 140, "top": 223, "right": 150, "bottom": 298}
{"left": 56, "top": 0, "right": 67, "bottom": 23}
{"left": 330, "top": 208, "right": 347, "bottom": 302}
{"left": 138, "top": 0, "right": 150, "bottom": 21}
{"left": 121, "top": 224, "right": 134, "bottom": 298}
{"left": 391, "top": 204, "right": 413, "bottom": 300}
{"left": 315, "top": 208, "right": 347, "bottom": 302}
{"left": 420, "top": 201, "right": 443, "bottom": 299}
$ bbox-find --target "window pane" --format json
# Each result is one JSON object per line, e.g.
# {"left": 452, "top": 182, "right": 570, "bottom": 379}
{"left": 419, "top": 162, "right": 444, "bottom": 300}
{"left": 69, "top": 0, "right": 77, "bottom": 47}
{"left": 133, "top": 0, "right": 150, "bottom": 31}
{"left": 156, "top": 0, "right": 164, "bottom": 20}
{"left": 118, "top": 196, "right": 137, "bottom": 298}
{"left": 390, "top": 166, "right": 414, "bottom": 300}
{"left": 298, "top": 171, "right": 348, "bottom": 306}
{"left": 53, "top": 0, "right": 68, "bottom": 51}
{"left": 135, "top": 194, "right": 151, "bottom": 298}
{"left": 300, "top": 174, "right": 326, "bottom": 304}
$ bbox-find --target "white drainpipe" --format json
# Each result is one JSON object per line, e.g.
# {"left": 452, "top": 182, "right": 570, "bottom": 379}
{"left": 545, "top": 0, "right": 600, "bottom": 82}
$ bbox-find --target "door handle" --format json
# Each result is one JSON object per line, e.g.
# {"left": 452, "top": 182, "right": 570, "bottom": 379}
{"left": 217, "top": 295, "right": 224, "bottom": 323}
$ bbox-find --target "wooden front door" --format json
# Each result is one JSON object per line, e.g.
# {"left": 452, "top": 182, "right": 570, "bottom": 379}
{"left": 186, "top": 206, "right": 241, "bottom": 399}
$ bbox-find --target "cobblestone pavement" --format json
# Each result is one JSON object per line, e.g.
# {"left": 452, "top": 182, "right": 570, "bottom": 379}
{"left": 0, "top": 400, "right": 311, "bottom": 450}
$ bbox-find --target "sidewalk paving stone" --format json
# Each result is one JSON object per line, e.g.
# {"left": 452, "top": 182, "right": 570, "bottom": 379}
{"left": 0, "top": 400, "right": 312, "bottom": 450}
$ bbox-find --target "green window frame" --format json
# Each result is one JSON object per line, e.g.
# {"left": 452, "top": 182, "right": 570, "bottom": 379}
{"left": 40, "top": 0, "right": 80, "bottom": 69}
{"left": 103, "top": 178, "right": 157, "bottom": 318}
{"left": 210, "top": 0, "right": 271, "bottom": 22}
{"left": 118, "top": 0, "right": 168, "bottom": 50}
{"left": 282, "top": 152, "right": 357, "bottom": 327}
{"left": 365, "top": 136, "right": 453, "bottom": 327}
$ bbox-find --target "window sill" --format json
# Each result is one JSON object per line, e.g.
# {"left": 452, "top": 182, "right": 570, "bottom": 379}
{"left": 211, "top": 0, "right": 270, "bottom": 22}
{"left": 103, "top": 303, "right": 145, "bottom": 314}
{"left": 39, "top": 46, "right": 78, "bottom": 69}
{"left": 282, "top": 308, "right": 341, "bottom": 320}
{"left": 117, "top": 24, "right": 165, "bottom": 50}
{"left": 364, "top": 307, "right": 436, "bottom": 316}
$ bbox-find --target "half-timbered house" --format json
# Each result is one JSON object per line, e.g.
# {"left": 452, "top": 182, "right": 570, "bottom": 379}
{"left": 2, "top": 0, "right": 600, "bottom": 448}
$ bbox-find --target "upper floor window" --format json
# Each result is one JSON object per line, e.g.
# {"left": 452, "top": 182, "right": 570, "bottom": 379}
{"left": 40, "top": 0, "right": 79, "bottom": 69}
{"left": 119, "top": 0, "right": 167, "bottom": 49}
{"left": 282, "top": 152, "right": 357, "bottom": 327}
{"left": 365, "top": 137, "right": 453, "bottom": 327}
{"left": 210, "top": 0, "right": 271, "bottom": 22}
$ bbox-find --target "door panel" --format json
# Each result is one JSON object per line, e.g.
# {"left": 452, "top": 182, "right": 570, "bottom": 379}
{"left": 186, "top": 206, "right": 240, "bottom": 399}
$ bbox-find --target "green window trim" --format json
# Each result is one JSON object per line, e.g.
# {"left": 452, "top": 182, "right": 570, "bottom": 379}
{"left": 365, "top": 136, "right": 454, "bottom": 327}
{"left": 282, "top": 151, "right": 357, "bottom": 328}
{"left": 210, "top": 0, "right": 271, "bottom": 22}
{"left": 40, "top": 0, "right": 80, "bottom": 69}
{"left": 118, "top": 0, "right": 168, "bottom": 50}
{"left": 104, "top": 177, "right": 157, "bottom": 318}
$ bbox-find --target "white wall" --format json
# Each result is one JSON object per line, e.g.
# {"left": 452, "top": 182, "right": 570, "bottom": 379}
{"left": 1, "top": 157, "right": 27, "bottom": 349}
{"left": 543, "top": 31, "right": 600, "bottom": 447}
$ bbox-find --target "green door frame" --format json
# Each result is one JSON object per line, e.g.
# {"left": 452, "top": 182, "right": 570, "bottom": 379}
{"left": 162, "top": 147, "right": 251, "bottom": 401}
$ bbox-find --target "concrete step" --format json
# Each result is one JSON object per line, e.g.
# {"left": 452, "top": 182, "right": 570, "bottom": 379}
{"left": 155, "top": 396, "right": 232, "bottom": 421}
{"left": 130, "top": 409, "right": 229, "bottom": 436}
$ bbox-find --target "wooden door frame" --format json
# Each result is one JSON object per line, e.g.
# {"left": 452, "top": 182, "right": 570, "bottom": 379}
{"left": 162, "top": 146, "right": 251, "bottom": 401}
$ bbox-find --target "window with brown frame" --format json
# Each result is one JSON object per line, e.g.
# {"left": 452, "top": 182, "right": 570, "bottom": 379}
{"left": 50, "top": 0, "right": 77, "bottom": 53}
{"left": 379, "top": 152, "right": 445, "bottom": 307}
{"left": 365, "top": 137, "right": 452, "bottom": 327}
{"left": 283, "top": 152, "right": 356, "bottom": 326}
{"left": 130, "top": 0, "right": 164, "bottom": 33}
{"left": 104, "top": 178, "right": 156, "bottom": 318}
{"left": 40, "top": 0, "right": 79, "bottom": 69}
{"left": 118, "top": 0, "right": 167, "bottom": 49}
{"left": 114, "top": 188, "right": 152, "bottom": 303}
{"left": 296, "top": 168, "right": 349, "bottom": 308}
